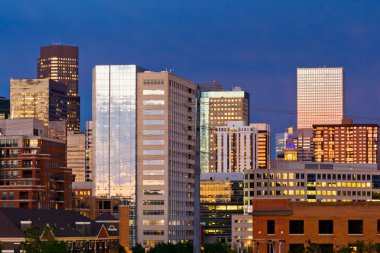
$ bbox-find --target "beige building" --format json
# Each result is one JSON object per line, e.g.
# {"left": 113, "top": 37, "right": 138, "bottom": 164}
{"left": 10, "top": 78, "right": 67, "bottom": 125}
{"left": 85, "top": 121, "right": 93, "bottom": 182}
{"left": 200, "top": 88, "right": 250, "bottom": 173}
{"left": 67, "top": 131, "right": 86, "bottom": 182}
{"left": 215, "top": 121, "right": 258, "bottom": 172}
{"left": 136, "top": 71, "right": 196, "bottom": 247}
{"left": 297, "top": 67, "right": 344, "bottom": 129}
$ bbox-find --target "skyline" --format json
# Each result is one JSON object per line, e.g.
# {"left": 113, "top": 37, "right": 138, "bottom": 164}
{"left": 1, "top": 0, "right": 380, "bottom": 138}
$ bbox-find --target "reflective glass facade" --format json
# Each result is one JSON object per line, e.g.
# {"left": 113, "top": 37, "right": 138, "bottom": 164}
{"left": 93, "top": 65, "right": 140, "bottom": 198}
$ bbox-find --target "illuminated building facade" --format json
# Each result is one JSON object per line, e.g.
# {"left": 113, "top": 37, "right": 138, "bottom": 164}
{"left": 200, "top": 88, "right": 250, "bottom": 173}
{"left": 244, "top": 160, "right": 380, "bottom": 206}
{"left": 297, "top": 67, "right": 344, "bottom": 129}
{"left": 67, "top": 131, "right": 86, "bottom": 182}
{"left": 250, "top": 123, "right": 270, "bottom": 169}
{"left": 313, "top": 119, "right": 379, "bottom": 164}
{"left": 93, "top": 66, "right": 196, "bottom": 246}
{"left": 292, "top": 128, "right": 314, "bottom": 162}
{"left": 200, "top": 172, "right": 244, "bottom": 243}
{"left": 136, "top": 71, "right": 196, "bottom": 246}
{"left": 214, "top": 121, "right": 258, "bottom": 173}
{"left": 85, "top": 121, "right": 93, "bottom": 182}
{"left": 251, "top": 199, "right": 380, "bottom": 253}
{"left": 0, "top": 119, "right": 71, "bottom": 209}
{"left": 10, "top": 78, "right": 67, "bottom": 126}
{"left": 37, "top": 45, "right": 80, "bottom": 131}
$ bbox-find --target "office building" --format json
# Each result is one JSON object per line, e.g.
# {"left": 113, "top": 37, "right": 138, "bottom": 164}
{"left": 0, "top": 97, "right": 10, "bottom": 119}
{"left": 67, "top": 131, "right": 86, "bottom": 182}
{"left": 251, "top": 199, "right": 380, "bottom": 253}
{"left": 231, "top": 214, "right": 253, "bottom": 249}
{"left": 93, "top": 66, "right": 196, "bottom": 246}
{"left": 136, "top": 71, "right": 196, "bottom": 246}
{"left": 275, "top": 127, "right": 295, "bottom": 160}
{"left": 214, "top": 121, "right": 258, "bottom": 173}
{"left": 250, "top": 123, "right": 270, "bottom": 169}
{"left": 0, "top": 119, "right": 71, "bottom": 209}
{"left": 85, "top": 121, "right": 93, "bottom": 182}
{"left": 37, "top": 45, "right": 80, "bottom": 131}
{"left": 244, "top": 160, "right": 380, "bottom": 206}
{"left": 200, "top": 88, "right": 250, "bottom": 173}
{"left": 297, "top": 67, "right": 344, "bottom": 129}
{"left": 313, "top": 119, "right": 379, "bottom": 164}
{"left": 10, "top": 78, "right": 67, "bottom": 125}
{"left": 200, "top": 172, "right": 244, "bottom": 243}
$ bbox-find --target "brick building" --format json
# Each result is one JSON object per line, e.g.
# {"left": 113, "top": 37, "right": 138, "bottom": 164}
{"left": 250, "top": 199, "right": 380, "bottom": 253}
{"left": 0, "top": 119, "right": 72, "bottom": 209}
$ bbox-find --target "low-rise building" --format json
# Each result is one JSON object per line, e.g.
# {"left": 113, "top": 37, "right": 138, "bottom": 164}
{"left": 251, "top": 199, "right": 380, "bottom": 253}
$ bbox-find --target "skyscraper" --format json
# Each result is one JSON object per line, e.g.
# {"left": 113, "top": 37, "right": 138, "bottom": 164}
{"left": 93, "top": 66, "right": 196, "bottom": 246}
{"left": 0, "top": 97, "right": 10, "bottom": 119}
{"left": 200, "top": 88, "right": 250, "bottom": 173}
{"left": 297, "top": 67, "right": 344, "bottom": 129}
{"left": 10, "top": 78, "right": 67, "bottom": 125}
{"left": 37, "top": 45, "right": 80, "bottom": 131}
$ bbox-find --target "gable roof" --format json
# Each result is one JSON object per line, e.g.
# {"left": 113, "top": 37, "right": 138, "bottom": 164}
{"left": 0, "top": 208, "right": 111, "bottom": 238}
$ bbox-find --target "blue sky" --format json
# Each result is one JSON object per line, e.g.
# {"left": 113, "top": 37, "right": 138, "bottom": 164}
{"left": 1, "top": 0, "right": 380, "bottom": 138}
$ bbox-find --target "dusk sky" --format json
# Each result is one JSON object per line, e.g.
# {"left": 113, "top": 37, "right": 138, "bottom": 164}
{"left": 1, "top": 0, "right": 380, "bottom": 138}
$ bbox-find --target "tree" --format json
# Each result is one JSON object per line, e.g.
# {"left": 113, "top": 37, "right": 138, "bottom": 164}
{"left": 131, "top": 243, "right": 145, "bottom": 253}
{"left": 202, "top": 243, "right": 235, "bottom": 253}
{"left": 22, "top": 226, "right": 67, "bottom": 253}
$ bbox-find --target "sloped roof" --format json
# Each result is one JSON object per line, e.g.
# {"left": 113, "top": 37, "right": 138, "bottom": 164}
{"left": 95, "top": 212, "right": 117, "bottom": 221}
{"left": 0, "top": 208, "right": 110, "bottom": 238}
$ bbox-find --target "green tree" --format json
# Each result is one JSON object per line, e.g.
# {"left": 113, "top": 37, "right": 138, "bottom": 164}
{"left": 22, "top": 226, "right": 67, "bottom": 253}
{"left": 132, "top": 243, "right": 145, "bottom": 253}
{"left": 202, "top": 243, "right": 234, "bottom": 253}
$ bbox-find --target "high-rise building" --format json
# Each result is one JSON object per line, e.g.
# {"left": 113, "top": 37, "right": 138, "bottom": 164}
{"left": 313, "top": 119, "right": 379, "bottom": 164}
{"left": 136, "top": 71, "right": 196, "bottom": 246}
{"left": 276, "top": 127, "right": 297, "bottom": 160}
{"left": 93, "top": 66, "right": 197, "bottom": 246}
{"left": 297, "top": 67, "right": 344, "bottom": 129}
{"left": 214, "top": 121, "right": 258, "bottom": 173}
{"left": 37, "top": 45, "right": 80, "bottom": 131}
{"left": 200, "top": 172, "right": 244, "bottom": 243}
{"left": 292, "top": 128, "right": 315, "bottom": 161}
{"left": 10, "top": 78, "right": 67, "bottom": 125}
{"left": 0, "top": 119, "right": 72, "bottom": 209}
{"left": 250, "top": 123, "right": 270, "bottom": 169}
{"left": 48, "top": 121, "right": 67, "bottom": 141}
{"left": 85, "top": 121, "right": 93, "bottom": 182}
{"left": 0, "top": 97, "right": 10, "bottom": 119}
{"left": 67, "top": 131, "right": 86, "bottom": 182}
{"left": 200, "top": 88, "right": 250, "bottom": 173}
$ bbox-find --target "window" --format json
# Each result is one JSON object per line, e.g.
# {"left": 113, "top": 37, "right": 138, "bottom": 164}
{"left": 289, "top": 220, "right": 304, "bottom": 234}
{"left": 144, "top": 190, "right": 164, "bottom": 195}
{"left": 267, "top": 220, "right": 275, "bottom": 234}
{"left": 377, "top": 220, "right": 380, "bottom": 234}
{"left": 143, "top": 220, "right": 164, "bottom": 226}
{"left": 319, "top": 220, "right": 333, "bottom": 234}
{"left": 289, "top": 244, "right": 304, "bottom": 253}
{"left": 143, "top": 160, "right": 164, "bottom": 166}
{"left": 143, "top": 180, "right": 165, "bottom": 186}
{"left": 143, "top": 150, "right": 165, "bottom": 155}
{"left": 348, "top": 220, "right": 363, "bottom": 234}
{"left": 143, "top": 170, "right": 164, "bottom": 176}
{"left": 143, "top": 210, "right": 164, "bottom": 215}
{"left": 143, "top": 130, "right": 165, "bottom": 136}
{"left": 143, "top": 140, "right": 164, "bottom": 145}
{"left": 143, "top": 120, "right": 165, "bottom": 126}
{"left": 143, "top": 100, "right": 165, "bottom": 105}
{"left": 143, "top": 90, "right": 165, "bottom": 95}
{"left": 143, "top": 110, "right": 165, "bottom": 115}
